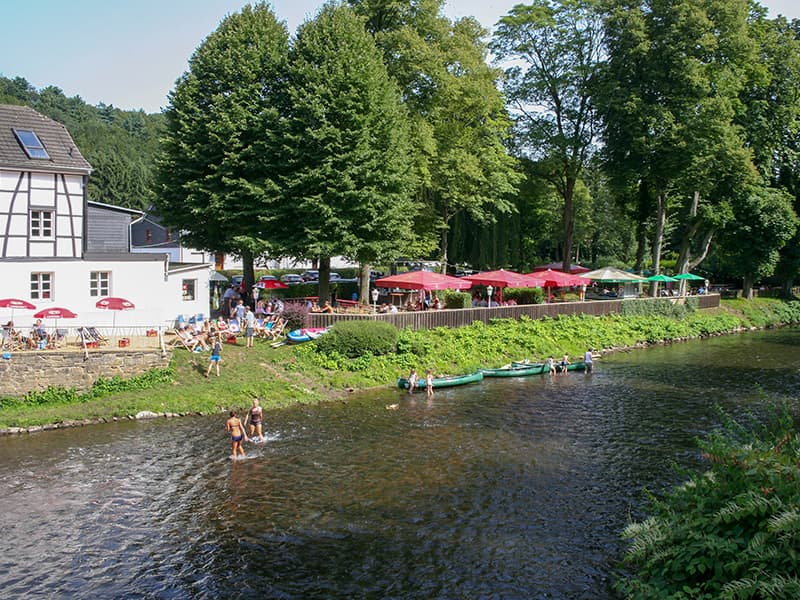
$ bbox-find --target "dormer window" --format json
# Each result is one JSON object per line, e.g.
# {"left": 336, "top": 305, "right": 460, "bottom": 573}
{"left": 13, "top": 129, "right": 50, "bottom": 159}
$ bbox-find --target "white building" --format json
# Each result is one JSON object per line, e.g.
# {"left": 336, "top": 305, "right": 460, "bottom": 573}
{"left": 0, "top": 104, "right": 210, "bottom": 332}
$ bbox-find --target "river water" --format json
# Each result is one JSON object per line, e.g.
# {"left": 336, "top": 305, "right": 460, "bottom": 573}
{"left": 1, "top": 329, "right": 798, "bottom": 599}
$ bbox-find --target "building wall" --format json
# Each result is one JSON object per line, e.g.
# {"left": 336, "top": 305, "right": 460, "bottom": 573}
{"left": 0, "top": 259, "right": 211, "bottom": 330}
{"left": 86, "top": 204, "right": 131, "bottom": 253}
{"left": 0, "top": 169, "right": 84, "bottom": 258}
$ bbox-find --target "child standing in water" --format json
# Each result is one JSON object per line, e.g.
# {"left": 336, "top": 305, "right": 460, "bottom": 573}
{"left": 408, "top": 368, "right": 418, "bottom": 394}
{"left": 206, "top": 335, "right": 222, "bottom": 378}
{"left": 226, "top": 410, "right": 248, "bottom": 458}
{"left": 425, "top": 369, "right": 434, "bottom": 399}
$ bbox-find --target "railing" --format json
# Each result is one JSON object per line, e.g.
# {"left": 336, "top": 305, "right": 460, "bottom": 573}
{"left": 307, "top": 295, "right": 721, "bottom": 330}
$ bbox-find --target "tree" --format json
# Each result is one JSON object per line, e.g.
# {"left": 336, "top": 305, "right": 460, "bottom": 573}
{"left": 717, "top": 186, "right": 797, "bottom": 298}
{"left": 353, "top": 0, "right": 520, "bottom": 271}
{"left": 597, "top": 0, "right": 758, "bottom": 293}
{"left": 492, "top": 0, "right": 604, "bottom": 273}
{"left": 277, "top": 3, "right": 419, "bottom": 303}
{"left": 156, "top": 3, "right": 289, "bottom": 291}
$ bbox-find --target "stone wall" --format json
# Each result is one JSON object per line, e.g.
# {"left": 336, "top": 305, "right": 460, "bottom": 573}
{"left": 0, "top": 350, "right": 170, "bottom": 397}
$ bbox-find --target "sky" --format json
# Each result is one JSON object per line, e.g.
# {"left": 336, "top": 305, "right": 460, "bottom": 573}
{"left": 2, "top": 0, "right": 799, "bottom": 114}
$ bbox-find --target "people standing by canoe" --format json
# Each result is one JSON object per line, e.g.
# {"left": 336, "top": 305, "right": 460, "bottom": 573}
{"left": 226, "top": 410, "right": 248, "bottom": 459}
{"left": 560, "top": 353, "right": 570, "bottom": 373}
{"left": 408, "top": 368, "right": 418, "bottom": 394}
{"left": 245, "top": 398, "right": 264, "bottom": 442}
{"left": 425, "top": 369, "right": 434, "bottom": 399}
{"left": 584, "top": 348, "right": 594, "bottom": 373}
{"left": 205, "top": 335, "right": 222, "bottom": 378}
{"left": 546, "top": 356, "right": 556, "bottom": 375}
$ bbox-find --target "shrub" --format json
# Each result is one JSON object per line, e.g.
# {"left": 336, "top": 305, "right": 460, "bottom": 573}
{"left": 281, "top": 301, "right": 311, "bottom": 331}
{"left": 443, "top": 290, "right": 472, "bottom": 309}
{"left": 616, "top": 407, "right": 800, "bottom": 598}
{"left": 504, "top": 286, "right": 545, "bottom": 305}
{"left": 315, "top": 320, "right": 398, "bottom": 358}
{"left": 621, "top": 297, "right": 696, "bottom": 319}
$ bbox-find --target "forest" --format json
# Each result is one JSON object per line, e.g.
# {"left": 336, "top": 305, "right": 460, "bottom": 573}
{"left": 2, "top": 0, "right": 800, "bottom": 299}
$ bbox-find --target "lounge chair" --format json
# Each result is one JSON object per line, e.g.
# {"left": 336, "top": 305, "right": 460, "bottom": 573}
{"left": 264, "top": 317, "right": 286, "bottom": 340}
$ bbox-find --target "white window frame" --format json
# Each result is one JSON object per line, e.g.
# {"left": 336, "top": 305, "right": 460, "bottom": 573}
{"left": 182, "top": 279, "right": 196, "bottom": 301}
{"left": 31, "top": 272, "right": 53, "bottom": 300}
{"left": 90, "top": 271, "right": 111, "bottom": 297}
{"left": 30, "top": 209, "right": 54, "bottom": 239}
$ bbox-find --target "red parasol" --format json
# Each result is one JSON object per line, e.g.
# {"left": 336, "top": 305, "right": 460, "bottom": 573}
{"left": 255, "top": 280, "right": 289, "bottom": 290}
{"left": 0, "top": 298, "right": 36, "bottom": 324}
{"left": 462, "top": 269, "right": 532, "bottom": 288}
{"left": 96, "top": 297, "right": 135, "bottom": 337}
{"left": 525, "top": 269, "right": 585, "bottom": 288}
{"left": 531, "top": 262, "right": 591, "bottom": 274}
{"left": 374, "top": 271, "right": 471, "bottom": 291}
{"left": 33, "top": 307, "right": 77, "bottom": 319}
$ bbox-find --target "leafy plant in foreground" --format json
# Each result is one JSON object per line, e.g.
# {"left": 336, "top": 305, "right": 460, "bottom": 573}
{"left": 615, "top": 406, "right": 800, "bottom": 599}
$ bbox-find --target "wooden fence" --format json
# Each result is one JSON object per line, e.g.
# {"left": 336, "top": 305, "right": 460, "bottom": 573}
{"left": 308, "top": 294, "right": 721, "bottom": 330}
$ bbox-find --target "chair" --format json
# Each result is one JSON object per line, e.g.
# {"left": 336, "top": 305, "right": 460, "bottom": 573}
{"left": 264, "top": 317, "right": 286, "bottom": 340}
{"left": 168, "top": 328, "right": 200, "bottom": 351}
{"left": 86, "top": 327, "right": 109, "bottom": 346}
{"left": 50, "top": 328, "right": 67, "bottom": 349}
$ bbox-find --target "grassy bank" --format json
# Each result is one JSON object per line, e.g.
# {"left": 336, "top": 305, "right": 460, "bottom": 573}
{"left": 2, "top": 298, "right": 799, "bottom": 429}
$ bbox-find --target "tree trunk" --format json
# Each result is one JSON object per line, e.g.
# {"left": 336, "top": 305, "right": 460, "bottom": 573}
{"left": 634, "top": 180, "right": 650, "bottom": 273}
{"left": 743, "top": 271, "right": 754, "bottom": 300}
{"left": 561, "top": 178, "right": 576, "bottom": 273}
{"left": 318, "top": 256, "right": 331, "bottom": 304}
{"left": 440, "top": 223, "right": 449, "bottom": 274}
{"left": 650, "top": 190, "right": 667, "bottom": 297}
{"left": 242, "top": 248, "right": 255, "bottom": 306}
{"left": 359, "top": 263, "right": 371, "bottom": 307}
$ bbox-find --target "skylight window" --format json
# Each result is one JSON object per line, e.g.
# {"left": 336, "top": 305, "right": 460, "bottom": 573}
{"left": 13, "top": 129, "right": 50, "bottom": 159}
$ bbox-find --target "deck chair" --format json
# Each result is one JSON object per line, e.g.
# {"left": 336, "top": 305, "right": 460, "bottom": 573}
{"left": 168, "top": 328, "right": 200, "bottom": 351}
{"left": 50, "top": 328, "right": 68, "bottom": 348}
{"left": 86, "top": 326, "right": 109, "bottom": 345}
{"left": 264, "top": 317, "right": 286, "bottom": 340}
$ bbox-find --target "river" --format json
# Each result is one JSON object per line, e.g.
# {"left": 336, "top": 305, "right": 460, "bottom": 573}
{"left": 1, "top": 329, "right": 798, "bottom": 599}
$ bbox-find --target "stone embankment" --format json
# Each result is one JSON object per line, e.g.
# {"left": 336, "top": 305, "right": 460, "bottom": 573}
{"left": 0, "top": 410, "right": 201, "bottom": 436}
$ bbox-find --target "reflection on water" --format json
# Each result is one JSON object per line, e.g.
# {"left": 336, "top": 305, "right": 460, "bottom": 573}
{"left": 0, "top": 329, "right": 798, "bottom": 598}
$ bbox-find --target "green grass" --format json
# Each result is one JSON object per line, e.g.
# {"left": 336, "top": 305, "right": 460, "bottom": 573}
{"left": 1, "top": 298, "right": 797, "bottom": 429}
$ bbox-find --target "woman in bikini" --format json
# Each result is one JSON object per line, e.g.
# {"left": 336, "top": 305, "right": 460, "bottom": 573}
{"left": 245, "top": 398, "right": 264, "bottom": 442}
{"left": 226, "top": 410, "right": 248, "bottom": 458}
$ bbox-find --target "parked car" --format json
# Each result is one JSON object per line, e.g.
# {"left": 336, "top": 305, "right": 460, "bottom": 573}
{"left": 231, "top": 275, "right": 244, "bottom": 287}
{"left": 329, "top": 272, "right": 341, "bottom": 281}
{"left": 280, "top": 274, "right": 303, "bottom": 285}
{"left": 259, "top": 274, "right": 278, "bottom": 282}
{"left": 301, "top": 270, "right": 319, "bottom": 282}
{"left": 369, "top": 270, "right": 385, "bottom": 280}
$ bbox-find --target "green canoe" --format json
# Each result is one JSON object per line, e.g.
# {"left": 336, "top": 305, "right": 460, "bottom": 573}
{"left": 397, "top": 371, "right": 484, "bottom": 391}
{"left": 514, "top": 360, "right": 586, "bottom": 373}
{"left": 481, "top": 363, "right": 545, "bottom": 377}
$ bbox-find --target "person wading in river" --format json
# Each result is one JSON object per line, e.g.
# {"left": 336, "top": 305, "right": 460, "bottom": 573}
{"left": 226, "top": 410, "right": 248, "bottom": 458}
{"left": 244, "top": 398, "right": 264, "bottom": 442}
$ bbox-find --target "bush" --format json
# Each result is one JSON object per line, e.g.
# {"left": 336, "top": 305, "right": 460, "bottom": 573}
{"left": 443, "top": 290, "right": 472, "bottom": 309}
{"left": 504, "top": 286, "right": 545, "bottom": 305}
{"left": 315, "top": 320, "right": 398, "bottom": 358}
{"left": 621, "top": 297, "right": 696, "bottom": 319}
{"left": 281, "top": 301, "right": 311, "bottom": 331}
{"left": 616, "top": 407, "right": 800, "bottom": 598}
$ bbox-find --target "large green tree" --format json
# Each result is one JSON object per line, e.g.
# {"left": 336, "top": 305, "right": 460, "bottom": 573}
{"left": 156, "top": 3, "right": 288, "bottom": 290}
{"left": 492, "top": 0, "right": 604, "bottom": 273}
{"left": 352, "top": 0, "right": 519, "bottom": 272}
{"left": 277, "top": 3, "right": 419, "bottom": 302}
{"left": 598, "top": 0, "right": 758, "bottom": 291}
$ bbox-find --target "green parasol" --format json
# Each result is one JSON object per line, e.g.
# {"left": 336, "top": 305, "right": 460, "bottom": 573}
{"left": 646, "top": 274, "right": 678, "bottom": 283}
{"left": 673, "top": 273, "right": 705, "bottom": 281}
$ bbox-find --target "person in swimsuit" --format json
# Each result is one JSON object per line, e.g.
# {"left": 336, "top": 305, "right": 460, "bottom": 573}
{"left": 226, "top": 410, "right": 248, "bottom": 458}
{"left": 407, "top": 368, "right": 418, "bottom": 395}
{"left": 547, "top": 356, "right": 556, "bottom": 375}
{"left": 206, "top": 335, "right": 222, "bottom": 377}
{"left": 245, "top": 398, "right": 264, "bottom": 442}
{"left": 425, "top": 369, "right": 434, "bottom": 399}
{"left": 560, "top": 353, "right": 570, "bottom": 374}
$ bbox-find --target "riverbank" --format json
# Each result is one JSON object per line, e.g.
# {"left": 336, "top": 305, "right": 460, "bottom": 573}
{"left": 2, "top": 297, "right": 798, "bottom": 431}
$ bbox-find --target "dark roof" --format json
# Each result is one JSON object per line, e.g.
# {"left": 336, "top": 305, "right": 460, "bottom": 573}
{"left": 0, "top": 104, "right": 92, "bottom": 174}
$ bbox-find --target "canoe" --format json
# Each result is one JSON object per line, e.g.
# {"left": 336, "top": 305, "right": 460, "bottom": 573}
{"left": 397, "top": 371, "right": 484, "bottom": 391}
{"left": 514, "top": 360, "right": 586, "bottom": 373}
{"left": 481, "top": 363, "right": 545, "bottom": 377}
{"left": 557, "top": 361, "right": 586, "bottom": 373}
{"left": 286, "top": 327, "right": 329, "bottom": 344}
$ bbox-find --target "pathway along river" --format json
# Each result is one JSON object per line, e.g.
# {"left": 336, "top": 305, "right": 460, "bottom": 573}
{"left": 1, "top": 329, "right": 799, "bottom": 599}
